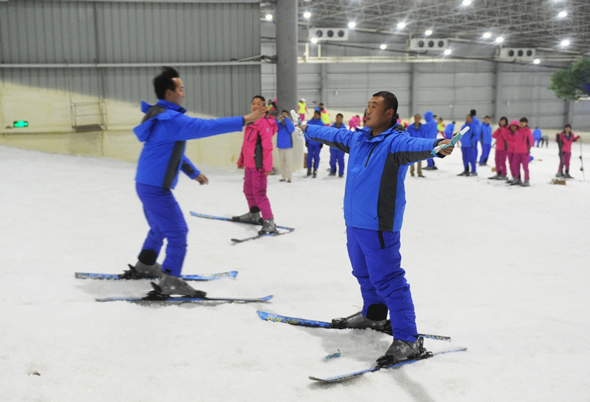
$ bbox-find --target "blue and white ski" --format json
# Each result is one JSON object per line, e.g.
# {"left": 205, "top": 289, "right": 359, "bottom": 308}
{"left": 189, "top": 211, "right": 295, "bottom": 232}
{"left": 96, "top": 294, "right": 273, "bottom": 304}
{"left": 309, "top": 347, "right": 468, "bottom": 383}
{"left": 75, "top": 270, "right": 238, "bottom": 281}
{"left": 256, "top": 311, "right": 451, "bottom": 341}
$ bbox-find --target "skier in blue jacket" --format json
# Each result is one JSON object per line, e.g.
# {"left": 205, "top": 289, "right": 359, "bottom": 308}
{"left": 406, "top": 114, "right": 426, "bottom": 177}
{"left": 470, "top": 109, "right": 482, "bottom": 165}
{"left": 276, "top": 110, "right": 295, "bottom": 182}
{"left": 422, "top": 111, "right": 439, "bottom": 170}
{"left": 305, "top": 111, "right": 325, "bottom": 178}
{"left": 444, "top": 121, "right": 455, "bottom": 139}
{"left": 130, "top": 67, "right": 265, "bottom": 297}
{"left": 329, "top": 113, "right": 347, "bottom": 177}
{"left": 478, "top": 116, "right": 493, "bottom": 165}
{"left": 458, "top": 114, "right": 478, "bottom": 176}
{"left": 298, "top": 91, "right": 455, "bottom": 365}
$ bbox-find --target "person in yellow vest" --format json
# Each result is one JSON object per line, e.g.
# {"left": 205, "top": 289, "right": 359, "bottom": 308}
{"left": 437, "top": 116, "right": 446, "bottom": 137}
{"left": 298, "top": 98, "right": 308, "bottom": 122}
{"left": 316, "top": 103, "right": 331, "bottom": 126}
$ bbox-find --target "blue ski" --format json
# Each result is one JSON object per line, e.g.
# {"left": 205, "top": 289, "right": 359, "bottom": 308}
{"left": 75, "top": 270, "right": 238, "bottom": 281}
{"left": 189, "top": 211, "right": 295, "bottom": 232}
{"left": 257, "top": 311, "right": 451, "bottom": 341}
{"left": 309, "top": 347, "right": 468, "bottom": 383}
{"left": 96, "top": 294, "right": 273, "bottom": 303}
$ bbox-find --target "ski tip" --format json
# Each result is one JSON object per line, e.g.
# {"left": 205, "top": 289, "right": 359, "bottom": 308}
{"left": 260, "top": 295, "right": 273, "bottom": 302}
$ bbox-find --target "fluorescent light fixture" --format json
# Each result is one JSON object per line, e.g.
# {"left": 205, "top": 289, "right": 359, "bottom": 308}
{"left": 348, "top": 21, "right": 356, "bottom": 29}
{"left": 425, "top": 30, "right": 433, "bottom": 36}
{"left": 380, "top": 44, "right": 387, "bottom": 50}
{"left": 265, "top": 14, "right": 273, "bottom": 21}
{"left": 303, "top": 11, "right": 312, "bottom": 19}
{"left": 482, "top": 32, "right": 492, "bottom": 39}
{"left": 558, "top": 11, "right": 567, "bottom": 18}
{"left": 444, "top": 49, "right": 452, "bottom": 55}
{"left": 560, "top": 39, "right": 570, "bottom": 46}
{"left": 495, "top": 36, "right": 504, "bottom": 43}
{"left": 311, "top": 37, "right": 318, "bottom": 44}
{"left": 462, "top": 0, "right": 472, "bottom": 5}
{"left": 397, "top": 22, "right": 406, "bottom": 29}
{"left": 533, "top": 59, "right": 540, "bottom": 64}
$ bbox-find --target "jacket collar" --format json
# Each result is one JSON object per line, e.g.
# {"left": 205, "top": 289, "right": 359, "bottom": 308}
{"left": 156, "top": 99, "right": 187, "bottom": 114}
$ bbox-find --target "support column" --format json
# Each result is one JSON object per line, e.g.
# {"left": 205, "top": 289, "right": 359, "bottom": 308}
{"left": 494, "top": 62, "right": 503, "bottom": 121}
{"left": 411, "top": 63, "right": 418, "bottom": 116}
{"left": 275, "top": 0, "right": 302, "bottom": 173}
{"left": 320, "top": 64, "right": 327, "bottom": 105}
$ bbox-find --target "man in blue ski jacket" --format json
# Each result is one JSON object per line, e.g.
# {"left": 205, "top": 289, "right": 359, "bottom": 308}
{"left": 422, "top": 111, "right": 439, "bottom": 170}
{"left": 478, "top": 116, "right": 493, "bottom": 165}
{"left": 406, "top": 113, "right": 425, "bottom": 177}
{"left": 444, "top": 121, "right": 455, "bottom": 139}
{"left": 458, "top": 114, "right": 478, "bottom": 176}
{"left": 276, "top": 110, "right": 295, "bottom": 182}
{"left": 470, "top": 109, "right": 482, "bottom": 165}
{"left": 299, "top": 91, "right": 455, "bottom": 366}
{"left": 130, "top": 67, "right": 265, "bottom": 297}
{"left": 329, "top": 113, "right": 347, "bottom": 177}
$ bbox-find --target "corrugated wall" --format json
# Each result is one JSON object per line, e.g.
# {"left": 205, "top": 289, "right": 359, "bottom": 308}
{"left": 0, "top": 0, "right": 261, "bottom": 117}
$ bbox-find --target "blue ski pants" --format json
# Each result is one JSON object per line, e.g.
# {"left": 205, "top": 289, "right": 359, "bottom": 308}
{"left": 136, "top": 182, "right": 187, "bottom": 277}
{"left": 346, "top": 227, "right": 417, "bottom": 342}
{"left": 329, "top": 148, "right": 345, "bottom": 176}
{"left": 461, "top": 146, "right": 477, "bottom": 173}
{"left": 479, "top": 144, "right": 492, "bottom": 164}
{"left": 306, "top": 144, "right": 321, "bottom": 170}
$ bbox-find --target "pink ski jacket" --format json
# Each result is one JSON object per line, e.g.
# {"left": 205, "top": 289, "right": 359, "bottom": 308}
{"left": 514, "top": 126, "right": 534, "bottom": 154}
{"left": 556, "top": 132, "right": 580, "bottom": 153}
{"left": 238, "top": 115, "right": 278, "bottom": 171}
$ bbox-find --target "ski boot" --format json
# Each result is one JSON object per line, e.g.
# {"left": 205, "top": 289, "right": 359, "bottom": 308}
{"left": 148, "top": 273, "right": 206, "bottom": 299}
{"left": 258, "top": 218, "right": 277, "bottom": 235}
{"left": 565, "top": 171, "right": 574, "bottom": 179}
{"left": 312, "top": 169, "right": 317, "bottom": 178}
{"left": 376, "top": 337, "right": 427, "bottom": 367}
{"left": 232, "top": 207, "right": 262, "bottom": 224}
{"left": 520, "top": 180, "right": 530, "bottom": 187}
{"left": 122, "top": 261, "right": 163, "bottom": 279}
{"left": 510, "top": 178, "right": 522, "bottom": 186}
{"left": 306, "top": 168, "right": 312, "bottom": 177}
{"left": 331, "top": 311, "right": 391, "bottom": 334}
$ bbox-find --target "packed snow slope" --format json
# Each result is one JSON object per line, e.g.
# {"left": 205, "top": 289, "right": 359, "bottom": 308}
{"left": 1, "top": 142, "right": 589, "bottom": 401}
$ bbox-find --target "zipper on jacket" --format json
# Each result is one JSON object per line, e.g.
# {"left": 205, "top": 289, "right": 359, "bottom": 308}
{"left": 365, "top": 144, "right": 377, "bottom": 167}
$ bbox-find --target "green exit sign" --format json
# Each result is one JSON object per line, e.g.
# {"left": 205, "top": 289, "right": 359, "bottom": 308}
{"left": 14, "top": 121, "right": 29, "bottom": 128}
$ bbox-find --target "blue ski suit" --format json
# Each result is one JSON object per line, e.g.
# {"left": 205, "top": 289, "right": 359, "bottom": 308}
{"left": 329, "top": 122, "right": 347, "bottom": 176}
{"left": 306, "top": 117, "right": 325, "bottom": 170}
{"left": 305, "top": 123, "right": 446, "bottom": 342}
{"left": 134, "top": 99, "right": 244, "bottom": 276}
{"left": 460, "top": 121, "right": 478, "bottom": 173}
{"left": 423, "top": 111, "right": 438, "bottom": 167}
{"left": 471, "top": 116, "right": 482, "bottom": 164}
{"left": 479, "top": 122, "right": 492, "bottom": 164}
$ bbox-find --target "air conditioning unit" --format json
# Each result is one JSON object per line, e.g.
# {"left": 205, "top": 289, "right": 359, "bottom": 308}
{"left": 409, "top": 38, "right": 449, "bottom": 51}
{"left": 498, "top": 48, "right": 536, "bottom": 60}
{"left": 312, "top": 28, "right": 349, "bottom": 41}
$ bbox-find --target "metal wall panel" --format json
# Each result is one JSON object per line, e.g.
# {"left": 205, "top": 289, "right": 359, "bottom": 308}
{"left": 0, "top": 1, "right": 261, "bottom": 117}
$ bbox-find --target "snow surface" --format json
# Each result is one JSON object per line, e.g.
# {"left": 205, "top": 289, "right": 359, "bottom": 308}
{"left": 1, "top": 142, "right": 589, "bottom": 402}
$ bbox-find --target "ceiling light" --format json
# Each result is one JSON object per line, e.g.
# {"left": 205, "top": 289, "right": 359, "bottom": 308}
{"left": 533, "top": 59, "right": 540, "bottom": 64}
{"left": 425, "top": 30, "right": 433, "bottom": 36}
{"left": 462, "top": 0, "right": 472, "bottom": 5}
{"left": 482, "top": 32, "right": 492, "bottom": 39}
{"left": 397, "top": 22, "right": 406, "bottom": 29}
{"left": 303, "top": 11, "right": 312, "bottom": 19}
{"left": 311, "top": 37, "right": 318, "bottom": 44}
{"left": 444, "top": 49, "right": 452, "bottom": 55}
{"left": 560, "top": 39, "right": 570, "bottom": 47}
{"left": 348, "top": 22, "right": 356, "bottom": 29}
{"left": 380, "top": 44, "right": 387, "bottom": 50}
{"left": 495, "top": 36, "right": 504, "bottom": 43}
{"left": 558, "top": 11, "right": 567, "bottom": 18}
{"left": 265, "top": 14, "right": 273, "bottom": 21}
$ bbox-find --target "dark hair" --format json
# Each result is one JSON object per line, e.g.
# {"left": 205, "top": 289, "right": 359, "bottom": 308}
{"left": 154, "top": 67, "right": 180, "bottom": 100}
{"left": 484, "top": 115, "right": 491, "bottom": 119}
{"left": 564, "top": 124, "right": 572, "bottom": 129}
{"left": 281, "top": 109, "right": 289, "bottom": 114}
{"left": 314, "top": 110, "right": 321, "bottom": 116}
{"left": 452, "top": 121, "right": 456, "bottom": 124}
{"left": 470, "top": 109, "right": 477, "bottom": 116}
{"left": 499, "top": 116, "right": 508, "bottom": 126}
{"left": 372, "top": 91, "right": 399, "bottom": 127}
{"left": 319, "top": 103, "right": 324, "bottom": 106}
{"left": 252, "top": 95, "right": 265, "bottom": 102}
{"left": 336, "top": 113, "right": 343, "bottom": 118}
{"left": 519, "top": 117, "right": 528, "bottom": 123}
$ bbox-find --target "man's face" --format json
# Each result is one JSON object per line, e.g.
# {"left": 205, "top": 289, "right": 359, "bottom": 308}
{"left": 319, "top": 104, "right": 324, "bottom": 110}
{"left": 167, "top": 78, "right": 185, "bottom": 106}
{"left": 313, "top": 113, "right": 321, "bottom": 120}
{"left": 365, "top": 96, "right": 392, "bottom": 129}
{"left": 466, "top": 115, "right": 472, "bottom": 123}
{"left": 484, "top": 117, "right": 490, "bottom": 125}
{"left": 519, "top": 121, "right": 527, "bottom": 128}
{"left": 336, "top": 115, "right": 343, "bottom": 124}
{"left": 251, "top": 97, "right": 266, "bottom": 113}
{"left": 414, "top": 115, "right": 421, "bottom": 124}
{"left": 281, "top": 111, "right": 289, "bottom": 119}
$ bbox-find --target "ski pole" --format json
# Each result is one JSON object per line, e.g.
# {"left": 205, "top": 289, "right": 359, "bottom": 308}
{"left": 580, "top": 138, "right": 585, "bottom": 181}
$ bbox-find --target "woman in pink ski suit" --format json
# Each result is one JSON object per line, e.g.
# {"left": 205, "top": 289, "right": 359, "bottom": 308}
{"left": 556, "top": 124, "right": 580, "bottom": 179}
{"left": 510, "top": 118, "right": 534, "bottom": 186}
{"left": 234, "top": 95, "right": 278, "bottom": 234}
{"left": 489, "top": 116, "right": 509, "bottom": 180}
